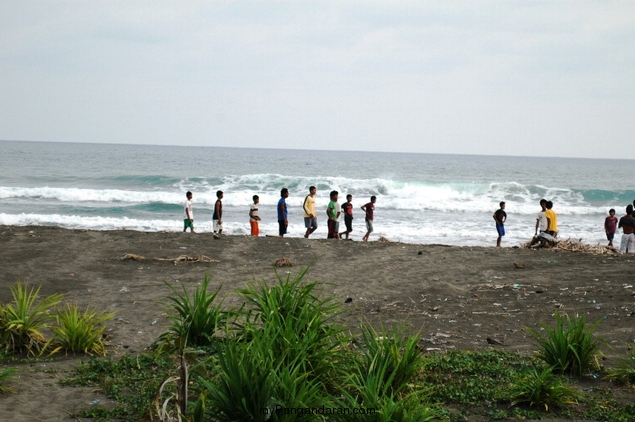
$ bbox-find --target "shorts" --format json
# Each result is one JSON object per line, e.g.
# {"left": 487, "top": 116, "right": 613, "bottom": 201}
{"left": 278, "top": 220, "right": 287, "bottom": 236}
{"left": 606, "top": 232, "right": 615, "bottom": 241}
{"left": 250, "top": 220, "right": 259, "bottom": 237}
{"left": 496, "top": 224, "right": 505, "bottom": 237}
{"left": 344, "top": 215, "right": 353, "bottom": 232}
{"left": 620, "top": 233, "right": 635, "bottom": 253}
{"left": 365, "top": 219, "right": 374, "bottom": 233}
{"left": 304, "top": 216, "right": 318, "bottom": 230}
{"left": 213, "top": 219, "right": 223, "bottom": 233}
{"left": 327, "top": 220, "right": 339, "bottom": 238}
{"left": 183, "top": 219, "right": 194, "bottom": 229}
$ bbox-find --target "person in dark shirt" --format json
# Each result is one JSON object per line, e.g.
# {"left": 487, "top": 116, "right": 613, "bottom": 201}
{"left": 493, "top": 201, "right": 507, "bottom": 248}
{"left": 339, "top": 194, "right": 354, "bottom": 240}
{"left": 361, "top": 196, "right": 376, "bottom": 242}
{"left": 618, "top": 204, "right": 635, "bottom": 253}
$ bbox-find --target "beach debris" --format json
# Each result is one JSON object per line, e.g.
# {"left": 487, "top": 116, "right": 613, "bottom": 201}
{"left": 274, "top": 257, "right": 293, "bottom": 267}
{"left": 524, "top": 238, "right": 619, "bottom": 254}
{"left": 418, "top": 251, "right": 423, "bottom": 255}
{"left": 377, "top": 236, "right": 390, "bottom": 243}
{"left": 154, "top": 255, "right": 220, "bottom": 265}
{"left": 119, "top": 287, "right": 129, "bottom": 292}
{"left": 513, "top": 262, "right": 526, "bottom": 269}
{"left": 486, "top": 337, "right": 505, "bottom": 346}
{"left": 344, "top": 297, "right": 353, "bottom": 303}
{"left": 121, "top": 253, "right": 145, "bottom": 262}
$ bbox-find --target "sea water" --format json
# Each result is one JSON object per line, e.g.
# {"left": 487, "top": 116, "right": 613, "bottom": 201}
{"left": 1, "top": 140, "right": 633, "bottom": 246}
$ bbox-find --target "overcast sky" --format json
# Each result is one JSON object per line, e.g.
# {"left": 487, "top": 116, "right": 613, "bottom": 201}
{"left": 1, "top": 1, "right": 634, "bottom": 159}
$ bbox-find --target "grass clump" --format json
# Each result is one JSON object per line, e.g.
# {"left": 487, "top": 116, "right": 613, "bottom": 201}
{"left": 341, "top": 325, "right": 445, "bottom": 421}
{"left": 203, "top": 268, "right": 347, "bottom": 420}
{"left": 159, "top": 274, "right": 227, "bottom": 349}
{"left": 526, "top": 312, "right": 605, "bottom": 376}
{"left": 0, "top": 281, "right": 63, "bottom": 355}
{"left": 506, "top": 366, "right": 582, "bottom": 411}
{"left": 0, "top": 366, "right": 18, "bottom": 393}
{"left": 50, "top": 304, "right": 115, "bottom": 356}
{"left": 605, "top": 346, "right": 635, "bottom": 385}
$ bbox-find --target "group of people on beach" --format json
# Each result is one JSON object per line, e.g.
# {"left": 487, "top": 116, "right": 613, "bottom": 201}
{"left": 494, "top": 198, "right": 635, "bottom": 253}
{"left": 183, "top": 188, "right": 379, "bottom": 242}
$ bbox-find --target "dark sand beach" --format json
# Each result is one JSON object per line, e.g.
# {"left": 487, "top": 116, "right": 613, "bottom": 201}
{"left": 1, "top": 225, "right": 634, "bottom": 421}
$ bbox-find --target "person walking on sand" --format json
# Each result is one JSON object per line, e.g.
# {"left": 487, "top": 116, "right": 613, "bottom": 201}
{"left": 303, "top": 186, "right": 318, "bottom": 238}
{"left": 493, "top": 201, "right": 507, "bottom": 248}
{"left": 605, "top": 208, "right": 618, "bottom": 247}
{"left": 545, "top": 200, "right": 558, "bottom": 237}
{"left": 278, "top": 188, "right": 289, "bottom": 237}
{"left": 361, "top": 195, "right": 376, "bottom": 242}
{"left": 327, "top": 190, "right": 340, "bottom": 239}
{"left": 249, "top": 195, "right": 261, "bottom": 237}
{"left": 618, "top": 204, "right": 635, "bottom": 253}
{"left": 339, "top": 194, "right": 354, "bottom": 239}
{"left": 183, "top": 191, "right": 195, "bottom": 233}
{"left": 213, "top": 190, "right": 223, "bottom": 234}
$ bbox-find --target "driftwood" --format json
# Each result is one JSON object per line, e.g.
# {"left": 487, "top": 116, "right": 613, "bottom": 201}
{"left": 121, "top": 253, "right": 145, "bottom": 262}
{"left": 153, "top": 255, "right": 220, "bottom": 265}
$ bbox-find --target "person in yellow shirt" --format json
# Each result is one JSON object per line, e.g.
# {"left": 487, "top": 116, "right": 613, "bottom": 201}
{"left": 545, "top": 201, "right": 558, "bottom": 237}
{"left": 303, "top": 186, "right": 318, "bottom": 238}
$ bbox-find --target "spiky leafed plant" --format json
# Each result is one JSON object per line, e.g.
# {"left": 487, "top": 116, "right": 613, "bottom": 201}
{"left": 526, "top": 312, "right": 605, "bottom": 375}
{"left": 50, "top": 303, "right": 115, "bottom": 356}
{"left": 605, "top": 347, "right": 635, "bottom": 385}
{"left": 0, "top": 366, "right": 18, "bottom": 394}
{"left": 160, "top": 274, "right": 227, "bottom": 349}
{"left": 0, "top": 281, "right": 63, "bottom": 355}
{"left": 507, "top": 366, "right": 582, "bottom": 411}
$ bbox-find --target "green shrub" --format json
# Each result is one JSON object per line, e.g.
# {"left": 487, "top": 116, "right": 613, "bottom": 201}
{"left": 237, "top": 267, "right": 347, "bottom": 382}
{"left": 605, "top": 347, "right": 635, "bottom": 385}
{"left": 0, "top": 281, "right": 63, "bottom": 355}
{"left": 0, "top": 366, "right": 18, "bottom": 394}
{"left": 338, "top": 325, "right": 445, "bottom": 421}
{"left": 526, "top": 312, "right": 605, "bottom": 375}
{"left": 160, "top": 274, "right": 227, "bottom": 348}
{"left": 50, "top": 303, "right": 115, "bottom": 355}
{"left": 506, "top": 366, "right": 582, "bottom": 411}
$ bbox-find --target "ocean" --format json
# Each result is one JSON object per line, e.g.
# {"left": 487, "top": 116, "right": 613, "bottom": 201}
{"left": 1, "top": 140, "right": 633, "bottom": 247}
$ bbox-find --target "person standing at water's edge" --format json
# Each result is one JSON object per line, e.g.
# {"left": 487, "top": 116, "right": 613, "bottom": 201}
{"left": 493, "top": 201, "right": 506, "bottom": 248}
{"left": 361, "top": 196, "right": 376, "bottom": 242}
{"left": 249, "top": 195, "right": 261, "bottom": 237}
{"left": 303, "top": 186, "right": 318, "bottom": 238}
{"left": 604, "top": 208, "right": 618, "bottom": 247}
{"left": 213, "top": 190, "right": 224, "bottom": 234}
{"left": 340, "top": 194, "right": 354, "bottom": 240}
{"left": 327, "top": 190, "right": 340, "bottom": 239}
{"left": 618, "top": 205, "right": 635, "bottom": 253}
{"left": 183, "top": 191, "right": 195, "bottom": 233}
{"left": 278, "top": 188, "right": 289, "bottom": 237}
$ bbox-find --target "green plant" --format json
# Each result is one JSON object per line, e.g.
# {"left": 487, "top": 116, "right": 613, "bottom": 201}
{"left": 605, "top": 346, "right": 635, "bottom": 385}
{"left": 338, "top": 325, "right": 445, "bottom": 421}
{"left": 355, "top": 324, "right": 422, "bottom": 395}
{"left": 0, "top": 366, "right": 18, "bottom": 393}
{"left": 62, "top": 352, "right": 176, "bottom": 420}
{"left": 0, "top": 281, "right": 63, "bottom": 355}
{"left": 525, "top": 312, "right": 605, "bottom": 375}
{"left": 50, "top": 303, "right": 115, "bottom": 356}
{"left": 237, "top": 267, "right": 348, "bottom": 382}
{"left": 160, "top": 274, "right": 226, "bottom": 348}
{"left": 506, "top": 366, "right": 582, "bottom": 411}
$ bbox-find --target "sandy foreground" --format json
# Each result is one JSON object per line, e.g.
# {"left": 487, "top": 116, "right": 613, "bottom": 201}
{"left": 0, "top": 225, "right": 634, "bottom": 421}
